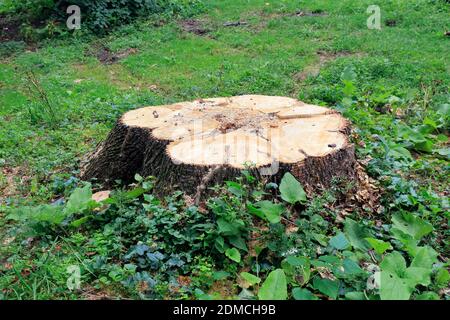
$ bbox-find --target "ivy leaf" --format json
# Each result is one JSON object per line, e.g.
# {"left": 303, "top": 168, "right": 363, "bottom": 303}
{"left": 391, "top": 212, "right": 433, "bottom": 241}
{"left": 365, "top": 238, "right": 393, "bottom": 254}
{"left": 225, "top": 248, "right": 241, "bottom": 263}
{"left": 329, "top": 232, "right": 350, "bottom": 250}
{"left": 258, "top": 269, "right": 288, "bottom": 300}
{"left": 312, "top": 278, "right": 340, "bottom": 299}
{"left": 292, "top": 288, "right": 318, "bottom": 300}
{"left": 279, "top": 172, "right": 306, "bottom": 204}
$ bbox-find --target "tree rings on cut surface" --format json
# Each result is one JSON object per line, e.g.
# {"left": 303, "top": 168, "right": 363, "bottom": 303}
{"left": 80, "top": 95, "right": 356, "bottom": 196}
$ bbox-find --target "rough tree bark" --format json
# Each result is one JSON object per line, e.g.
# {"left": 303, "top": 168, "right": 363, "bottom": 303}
{"left": 80, "top": 95, "right": 356, "bottom": 197}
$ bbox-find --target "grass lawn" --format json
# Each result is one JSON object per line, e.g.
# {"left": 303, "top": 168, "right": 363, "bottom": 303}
{"left": 0, "top": 0, "right": 448, "bottom": 300}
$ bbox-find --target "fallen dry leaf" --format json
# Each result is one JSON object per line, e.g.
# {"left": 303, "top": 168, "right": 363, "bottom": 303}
{"left": 92, "top": 190, "right": 111, "bottom": 202}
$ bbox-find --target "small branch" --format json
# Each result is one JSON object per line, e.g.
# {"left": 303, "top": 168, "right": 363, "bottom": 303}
{"left": 223, "top": 21, "right": 248, "bottom": 27}
{"left": 194, "top": 165, "right": 222, "bottom": 205}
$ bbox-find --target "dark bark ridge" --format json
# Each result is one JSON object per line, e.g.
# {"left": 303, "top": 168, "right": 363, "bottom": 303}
{"left": 80, "top": 95, "right": 357, "bottom": 196}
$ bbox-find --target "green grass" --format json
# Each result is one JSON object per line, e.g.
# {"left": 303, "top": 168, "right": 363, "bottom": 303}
{"left": 0, "top": 0, "right": 449, "bottom": 300}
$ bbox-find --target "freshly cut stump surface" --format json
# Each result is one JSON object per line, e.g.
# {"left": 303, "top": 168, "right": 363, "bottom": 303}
{"left": 80, "top": 95, "right": 356, "bottom": 196}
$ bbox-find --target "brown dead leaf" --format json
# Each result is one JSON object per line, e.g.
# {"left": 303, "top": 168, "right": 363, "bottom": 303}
{"left": 92, "top": 190, "right": 111, "bottom": 202}
{"left": 177, "top": 275, "right": 191, "bottom": 287}
{"left": 3, "top": 262, "right": 13, "bottom": 270}
{"left": 2, "top": 237, "right": 15, "bottom": 245}
{"left": 316, "top": 267, "right": 337, "bottom": 281}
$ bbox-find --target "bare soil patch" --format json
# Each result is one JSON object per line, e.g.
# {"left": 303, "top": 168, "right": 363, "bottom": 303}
{"left": 95, "top": 47, "right": 138, "bottom": 65}
{"left": 291, "top": 9, "right": 329, "bottom": 17}
{"left": 0, "top": 166, "right": 30, "bottom": 200}
{"left": 179, "top": 19, "right": 210, "bottom": 36}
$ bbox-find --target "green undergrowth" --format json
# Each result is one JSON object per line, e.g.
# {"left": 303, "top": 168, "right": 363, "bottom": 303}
{"left": 0, "top": 0, "right": 449, "bottom": 300}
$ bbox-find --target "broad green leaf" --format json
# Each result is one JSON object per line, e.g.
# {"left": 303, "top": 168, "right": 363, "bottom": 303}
{"left": 285, "top": 256, "right": 309, "bottom": 267}
{"left": 213, "top": 271, "right": 230, "bottom": 281}
{"left": 258, "top": 269, "right": 288, "bottom": 300}
{"left": 124, "top": 187, "right": 146, "bottom": 199}
{"left": 253, "top": 200, "right": 285, "bottom": 224}
{"left": 329, "top": 232, "right": 350, "bottom": 250}
{"left": 247, "top": 202, "right": 265, "bottom": 219}
{"left": 318, "top": 255, "right": 340, "bottom": 264}
{"left": 436, "top": 103, "right": 450, "bottom": 117}
{"left": 226, "top": 181, "right": 245, "bottom": 197}
{"left": 387, "top": 145, "right": 412, "bottom": 161}
{"left": 436, "top": 148, "right": 450, "bottom": 159}
{"left": 229, "top": 236, "right": 248, "bottom": 252}
{"left": 435, "top": 268, "right": 450, "bottom": 287}
{"left": 237, "top": 288, "right": 255, "bottom": 300}
{"left": 345, "top": 292, "right": 366, "bottom": 300}
{"left": 410, "top": 246, "right": 438, "bottom": 269}
{"left": 70, "top": 215, "right": 91, "bottom": 228}
{"left": 380, "top": 271, "right": 411, "bottom": 300}
{"left": 279, "top": 172, "right": 306, "bottom": 204}
{"left": 404, "top": 267, "right": 431, "bottom": 287}
{"left": 342, "top": 258, "right": 364, "bottom": 276}
{"left": 8, "top": 205, "right": 66, "bottom": 225}
{"left": 391, "top": 212, "right": 433, "bottom": 241}
{"left": 344, "top": 218, "right": 371, "bottom": 251}
{"left": 64, "top": 184, "right": 95, "bottom": 215}
{"left": 215, "top": 236, "right": 225, "bottom": 253}
{"left": 380, "top": 251, "right": 407, "bottom": 277}
{"left": 312, "top": 278, "right": 340, "bottom": 299}
{"left": 341, "top": 65, "right": 357, "bottom": 82}
{"left": 292, "top": 288, "right": 318, "bottom": 300}
{"left": 311, "top": 232, "right": 328, "bottom": 246}
{"left": 225, "top": 248, "right": 241, "bottom": 263}
{"left": 365, "top": 238, "right": 393, "bottom": 254}
{"left": 217, "top": 218, "right": 241, "bottom": 236}
{"left": 342, "top": 80, "right": 356, "bottom": 96}
{"left": 240, "top": 272, "right": 261, "bottom": 286}
{"left": 414, "top": 140, "right": 434, "bottom": 153}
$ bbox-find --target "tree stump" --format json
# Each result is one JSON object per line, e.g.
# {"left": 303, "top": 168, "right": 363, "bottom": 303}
{"left": 80, "top": 95, "right": 356, "bottom": 196}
